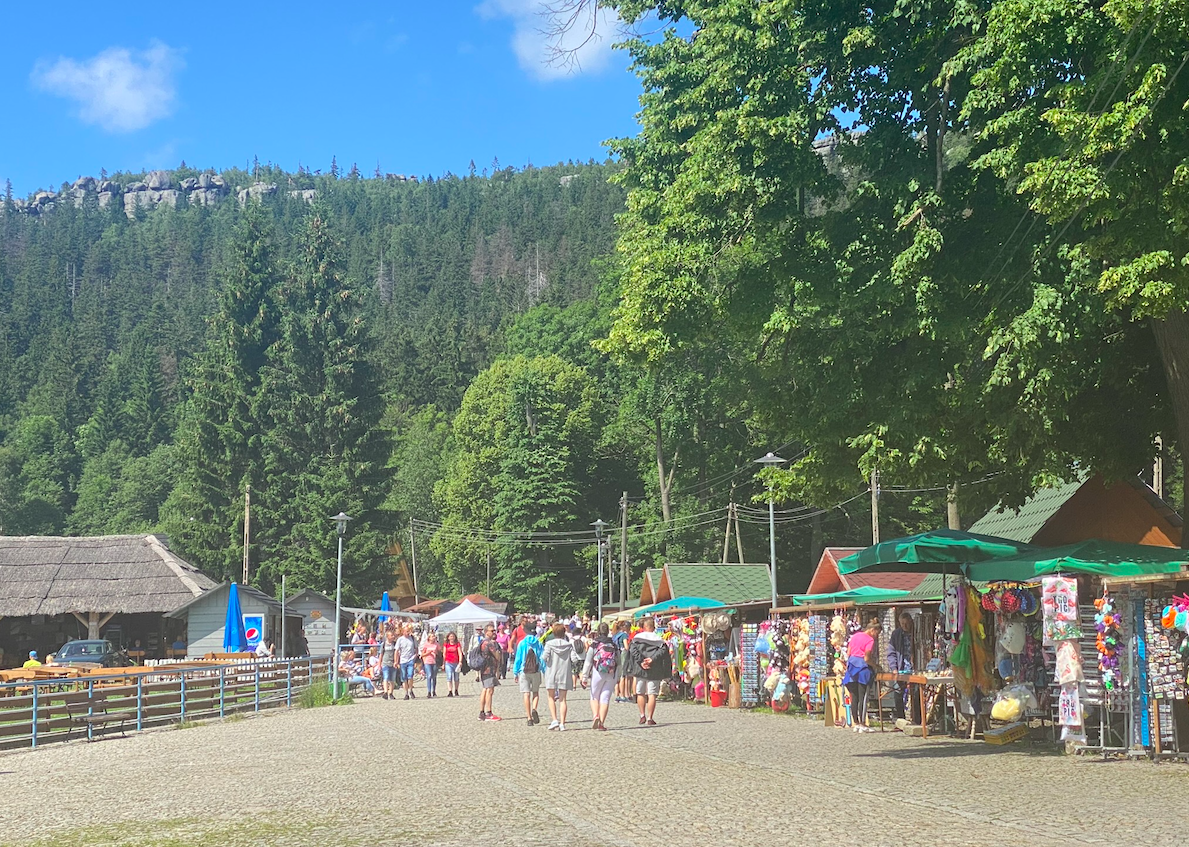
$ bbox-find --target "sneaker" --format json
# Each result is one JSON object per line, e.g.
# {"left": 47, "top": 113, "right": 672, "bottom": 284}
{"left": 487, "top": 714, "right": 502, "bottom": 722}
{"left": 548, "top": 719, "right": 560, "bottom": 730}
{"left": 531, "top": 710, "right": 540, "bottom": 724}
{"left": 479, "top": 712, "right": 487, "bottom": 721}
{"left": 647, "top": 719, "right": 657, "bottom": 727}
{"left": 598, "top": 723, "right": 609, "bottom": 732}
{"left": 639, "top": 715, "right": 647, "bottom": 725}
{"left": 558, "top": 723, "right": 566, "bottom": 732}
{"left": 410, "top": 691, "right": 416, "bottom": 699}
{"left": 403, "top": 693, "right": 409, "bottom": 701}
{"left": 446, "top": 691, "right": 453, "bottom": 698}
{"left": 527, "top": 718, "right": 534, "bottom": 726}
{"left": 592, "top": 718, "right": 602, "bottom": 731}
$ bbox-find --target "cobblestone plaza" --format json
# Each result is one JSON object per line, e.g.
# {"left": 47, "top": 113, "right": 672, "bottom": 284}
{"left": 4, "top": 682, "right": 1186, "bottom": 846}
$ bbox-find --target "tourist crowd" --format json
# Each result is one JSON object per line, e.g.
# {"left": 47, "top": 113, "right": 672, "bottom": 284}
{"left": 336, "top": 613, "right": 674, "bottom": 730}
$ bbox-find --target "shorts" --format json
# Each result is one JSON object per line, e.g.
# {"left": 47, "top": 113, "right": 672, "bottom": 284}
{"left": 400, "top": 661, "right": 416, "bottom": 680}
{"left": 518, "top": 671, "right": 541, "bottom": 694}
{"left": 381, "top": 665, "right": 399, "bottom": 684}
{"left": 481, "top": 673, "right": 498, "bottom": 690}
{"left": 635, "top": 678, "right": 661, "bottom": 697}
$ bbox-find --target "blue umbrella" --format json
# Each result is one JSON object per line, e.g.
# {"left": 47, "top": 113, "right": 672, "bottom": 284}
{"left": 379, "top": 591, "right": 391, "bottom": 624}
{"left": 223, "top": 583, "right": 250, "bottom": 653}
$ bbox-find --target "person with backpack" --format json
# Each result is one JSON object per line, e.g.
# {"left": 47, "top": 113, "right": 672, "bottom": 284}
{"left": 570, "top": 628, "right": 589, "bottom": 690}
{"left": 627, "top": 616, "right": 672, "bottom": 727}
{"left": 581, "top": 622, "right": 619, "bottom": 731}
{"left": 513, "top": 623, "right": 545, "bottom": 726}
{"left": 472, "top": 623, "right": 503, "bottom": 721}
{"left": 542, "top": 622, "right": 575, "bottom": 730}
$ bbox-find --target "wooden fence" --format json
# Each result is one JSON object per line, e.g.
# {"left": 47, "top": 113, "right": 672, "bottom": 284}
{"left": 0, "top": 657, "right": 331, "bottom": 750}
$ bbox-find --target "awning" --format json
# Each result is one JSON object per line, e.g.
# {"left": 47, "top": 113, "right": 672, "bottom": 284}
{"left": 838, "top": 529, "right": 1035, "bottom": 575}
{"left": 631, "top": 596, "right": 726, "bottom": 619}
{"left": 791, "top": 586, "right": 912, "bottom": 606}
{"left": 961, "top": 539, "right": 1189, "bottom": 582}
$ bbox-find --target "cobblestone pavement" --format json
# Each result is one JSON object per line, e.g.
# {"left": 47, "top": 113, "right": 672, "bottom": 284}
{"left": 2, "top": 677, "right": 1187, "bottom": 846}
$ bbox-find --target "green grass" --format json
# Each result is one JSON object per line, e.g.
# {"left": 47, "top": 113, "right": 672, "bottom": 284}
{"left": 170, "top": 720, "right": 204, "bottom": 730}
{"left": 296, "top": 682, "right": 353, "bottom": 709}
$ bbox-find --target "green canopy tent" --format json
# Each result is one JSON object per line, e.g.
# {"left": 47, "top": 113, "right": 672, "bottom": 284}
{"left": 960, "top": 539, "right": 1189, "bottom": 583}
{"left": 838, "top": 529, "right": 1036, "bottom": 575}
{"left": 791, "top": 586, "right": 912, "bottom": 606}
{"left": 631, "top": 596, "right": 727, "bottom": 619}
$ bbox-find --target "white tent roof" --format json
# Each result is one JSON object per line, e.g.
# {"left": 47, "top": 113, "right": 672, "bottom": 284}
{"left": 428, "top": 598, "right": 507, "bottom": 625}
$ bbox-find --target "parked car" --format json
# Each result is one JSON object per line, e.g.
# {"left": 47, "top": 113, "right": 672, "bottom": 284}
{"left": 53, "top": 639, "right": 132, "bottom": 668}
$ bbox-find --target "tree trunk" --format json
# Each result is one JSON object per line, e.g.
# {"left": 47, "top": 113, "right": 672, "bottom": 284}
{"left": 1151, "top": 309, "right": 1189, "bottom": 547}
{"left": 655, "top": 417, "right": 676, "bottom": 525}
{"left": 947, "top": 482, "right": 961, "bottom": 530}
{"left": 810, "top": 511, "right": 824, "bottom": 569}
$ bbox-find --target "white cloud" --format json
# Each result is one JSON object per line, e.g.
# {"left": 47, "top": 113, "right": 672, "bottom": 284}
{"left": 31, "top": 41, "right": 183, "bottom": 133}
{"left": 476, "top": 0, "right": 620, "bottom": 81}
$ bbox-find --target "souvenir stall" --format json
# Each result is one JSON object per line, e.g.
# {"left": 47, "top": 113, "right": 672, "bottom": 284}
{"left": 628, "top": 599, "right": 738, "bottom": 707}
{"left": 962, "top": 541, "right": 1189, "bottom": 752}
{"left": 1102, "top": 571, "right": 1189, "bottom": 757}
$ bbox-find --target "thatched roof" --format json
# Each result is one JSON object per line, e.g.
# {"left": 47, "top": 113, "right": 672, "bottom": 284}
{"left": 0, "top": 534, "right": 216, "bottom": 617}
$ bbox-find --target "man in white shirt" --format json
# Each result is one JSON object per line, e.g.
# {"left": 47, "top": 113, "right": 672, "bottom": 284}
{"left": 396, "top": 624, "right": 418, "bottom": 700}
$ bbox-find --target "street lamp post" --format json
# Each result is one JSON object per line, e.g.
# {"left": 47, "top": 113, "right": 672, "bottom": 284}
{"left": 754, "top": 452, "right": 787, "bottom": 610}
{"left": 330, "top": 511, "right": 352, "bottom": 698}
{"left": 592, "top": 519, "right": 608, "bottom": 619}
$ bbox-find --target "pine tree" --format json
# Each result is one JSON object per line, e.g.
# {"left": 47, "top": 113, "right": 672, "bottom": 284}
{"left": 256, "top": 209, "right": 390, "bottom": 599}
{"left": 330, "top": 156, "right": 339, "bottom": 179}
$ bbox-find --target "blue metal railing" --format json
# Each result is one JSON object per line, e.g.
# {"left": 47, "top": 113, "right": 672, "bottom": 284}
{"left": 0, "top": 656, "right": 331, "bottom": 750}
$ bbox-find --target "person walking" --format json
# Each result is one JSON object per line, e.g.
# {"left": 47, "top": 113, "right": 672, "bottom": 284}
{"left": 396, "top": 624, "right": 418, "bottom": 700}
{"left": 613, "top": 620, "right": 632, "bottom": 703}
{"left": 570, "top": 628, "right": 589, "bottom": 690}
{"left": 496, "top": 624, "right": 511, "bottom": 679}
{"left": 379, "top": 630, "right": 399, "bottom": 700}
{"left": 627, "top": 617, "right": 671, "bottom": 726}
{"left": 475, "top": 623, "right": 503, "bottom": 721}
{"left": 513, "top": 623, "right": 544, "bottom": 726}
{"left": 442, "top": 631, "right": 462, "bottom": 697}
{"left": 842, "top": 617, "right": 881, "bottom": 732}
{"left": 542, "top": 622, "right": 574, "bottom": 730}
{"left": 582, "top": 622, "right": 619, "bottom": 731}
{"left": 420, "top": 631, "right": 440, "bottom": 698}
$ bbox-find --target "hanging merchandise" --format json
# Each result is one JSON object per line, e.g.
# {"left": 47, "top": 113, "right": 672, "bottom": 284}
{"left": 1055, "top": 640, "right": 1085, "bottom": 686}
{"left": 791, "top": 618, "right": 811, "bottom": 699}
{"left": 807, "top": 615, "right": 828, "bottom": 709}
{"left": 829, "top": 615, "right": 847, "bottom": 678}
{"left": 1094, "top": 592, "right": 1122, "bottom": 692}
{"left": 1041, "top": 576, "right": 1083, "bottom": 642}
{"left": 1058, "top": 684, "right": 1083, "bottom": 727}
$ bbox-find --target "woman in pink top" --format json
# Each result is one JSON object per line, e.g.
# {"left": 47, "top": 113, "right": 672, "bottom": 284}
{"left": 420, "top": 632, "right": 440, "bottom": 698}
{"left": 842, "top": 618, "right": 880, "bottom": 732}
{"left": 496, "top": 625, "right": 511, "bottom": 678}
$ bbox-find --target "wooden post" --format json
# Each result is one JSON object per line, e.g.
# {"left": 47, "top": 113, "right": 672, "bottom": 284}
{"left": 619, "top": 492, "right": 629, "bottom": 610}
{"left": 870, "top": 469, "right": 880, "bottom": 544}
{"left": 409, "top": 523, "right": 419, "bottom": 606}
{"left": 243, "top": 485, "right": 251, "bottom": 585}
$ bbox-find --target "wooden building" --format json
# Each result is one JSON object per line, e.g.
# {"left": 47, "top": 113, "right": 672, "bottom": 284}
{"left": 165, "top": 582, "right": 301, "bottom": 658}
{"left": 0, "top": 534, "right": 215, "bottom": 666}
{"left": 968, "top": 473, "right": 1182, "bottom": 547}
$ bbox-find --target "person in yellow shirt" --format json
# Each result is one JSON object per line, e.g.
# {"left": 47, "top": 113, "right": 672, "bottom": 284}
{"left": 22, "top": 650, "right": 42, "bottom": 669}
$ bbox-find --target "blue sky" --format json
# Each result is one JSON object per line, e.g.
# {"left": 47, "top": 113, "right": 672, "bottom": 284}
{"left": 0, "top": 1, "right": 645, "bottom": 195}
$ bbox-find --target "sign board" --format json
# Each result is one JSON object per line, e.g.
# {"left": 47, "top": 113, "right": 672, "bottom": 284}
{"left": 243, "top": 614, "right": 264, "bottom": 648}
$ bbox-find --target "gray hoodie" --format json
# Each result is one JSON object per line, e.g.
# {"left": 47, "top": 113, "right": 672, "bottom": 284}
{"left": 542, "top": 637, "right": 574, "bottom": 690}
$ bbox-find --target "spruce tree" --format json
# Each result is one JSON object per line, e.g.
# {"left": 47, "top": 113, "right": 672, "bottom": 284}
{"left": 162, "top": 205, "right": 280, "bottom": 580}
{"left": 256, "top": 208, "right": 390, "bottom": 600}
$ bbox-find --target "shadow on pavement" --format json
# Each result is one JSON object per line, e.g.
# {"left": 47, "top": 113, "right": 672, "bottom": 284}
{"left": 852, "top": 741, "right": 1062, "bottom": 760}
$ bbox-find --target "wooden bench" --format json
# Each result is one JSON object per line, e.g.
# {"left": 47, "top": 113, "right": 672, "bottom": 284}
{"left": 66, "top": 693, "right": 135, "bottom": 741}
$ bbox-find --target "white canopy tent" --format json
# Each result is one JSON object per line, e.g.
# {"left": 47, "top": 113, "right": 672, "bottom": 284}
{"left": 428, "top": 598, "right": 507, "bottom": 625}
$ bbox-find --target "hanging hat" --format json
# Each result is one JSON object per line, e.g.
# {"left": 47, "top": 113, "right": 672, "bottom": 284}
{"left": 1018, "top": 591, "right": 1039, "bottom": 616}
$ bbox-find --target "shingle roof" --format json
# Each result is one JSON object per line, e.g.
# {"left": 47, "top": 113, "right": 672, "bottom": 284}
{"left": 0, "top": 534, "right": 216, "bottom": 617}
{"left": 967, "top": 478, "right": 1084, "bottom": 542}
{"left": 662, "top": 563, "right": 773, "bottom": 605}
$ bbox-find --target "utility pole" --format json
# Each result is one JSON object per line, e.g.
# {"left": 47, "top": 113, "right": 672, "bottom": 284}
{"left": 242, "top": 485, "right": 251, "bottom": 584}
{"left": 486, "top": 547, "right": 492, "bottom": 598}
{"left": 409, "top": 523, "right": 419, "bottom": 606}
{"left": 619, "top": 492, "right": 629, "bottom": 610}
{"left": 870, "top": 469, "right": 880, "bottom": 544}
